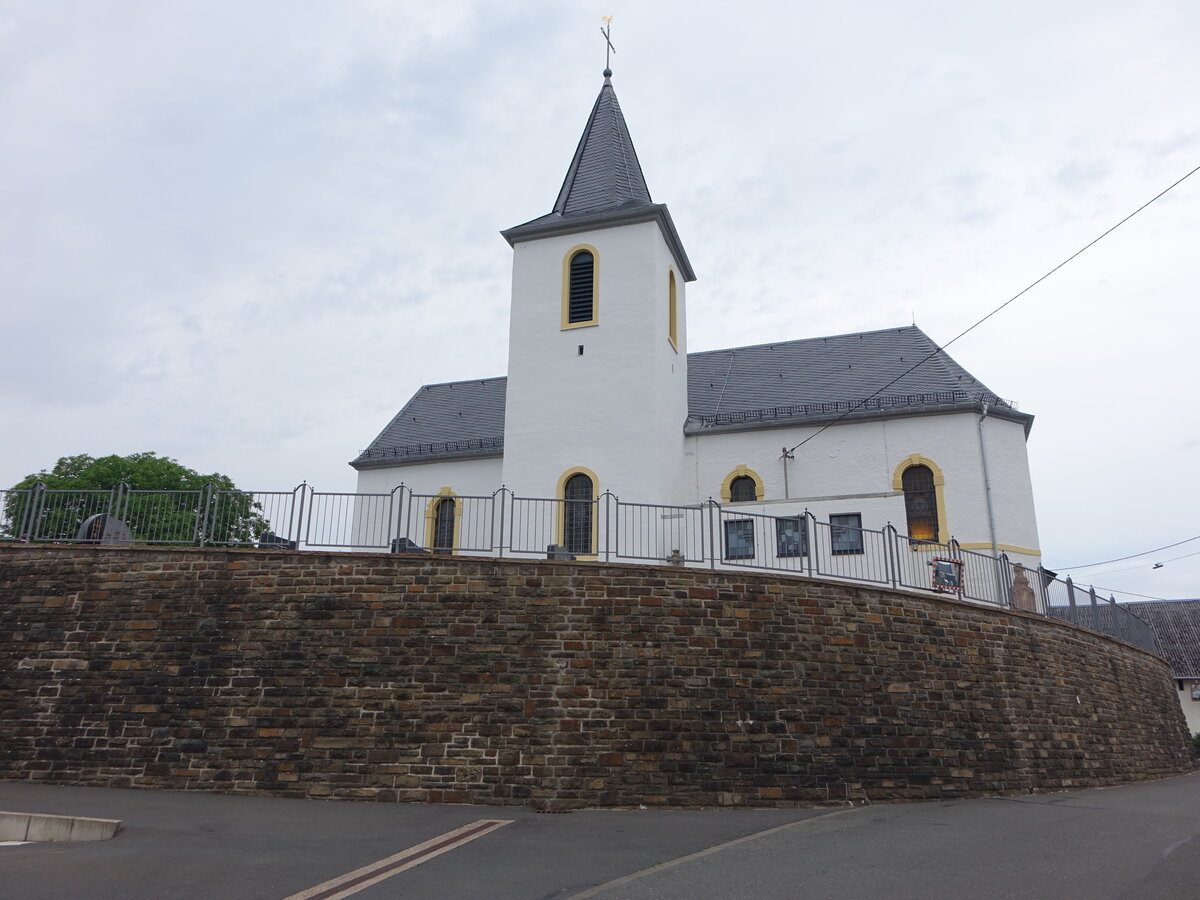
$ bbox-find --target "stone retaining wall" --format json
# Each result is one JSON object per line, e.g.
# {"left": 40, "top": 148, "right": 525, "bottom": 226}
{"left": 0, "top": 546, "right": 1191, "bottom": 807}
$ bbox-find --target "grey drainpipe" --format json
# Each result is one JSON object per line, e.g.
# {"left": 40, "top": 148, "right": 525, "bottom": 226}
{"left": 977, "top": 401, "right": 1000, "bottom": 559}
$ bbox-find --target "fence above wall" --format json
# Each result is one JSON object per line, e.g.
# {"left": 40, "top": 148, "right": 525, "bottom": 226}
{"left": 0, "top": 481, "right": 1157, "bottom": 654}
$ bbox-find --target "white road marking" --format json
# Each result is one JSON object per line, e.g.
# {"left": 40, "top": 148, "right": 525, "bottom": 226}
{"left": 567, "top": 807, "right": 863, "bottom": 898}
{"left": 281, "top": 818, "right": 513, "bottom": 900}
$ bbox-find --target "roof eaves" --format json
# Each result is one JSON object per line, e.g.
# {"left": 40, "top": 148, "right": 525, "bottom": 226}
{"left": 684, "top": 400, "right": 1032, "bottom": 436}
{"left": 501, "top": 203, "right": 696, "bottom": 282}
{"left": 350, "top": 447, "right": 504, "bottom": 470}
{"left": 350, "top": 435, "right": 505, "bottom": 470}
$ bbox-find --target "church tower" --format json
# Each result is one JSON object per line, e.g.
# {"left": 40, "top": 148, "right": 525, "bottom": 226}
{"left": 499, "top": 68, "right": 696, "bottom": 523}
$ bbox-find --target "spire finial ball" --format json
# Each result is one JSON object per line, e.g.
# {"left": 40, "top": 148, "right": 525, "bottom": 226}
{"left": 603, "top": 68, "right": 612, "bottom": 78}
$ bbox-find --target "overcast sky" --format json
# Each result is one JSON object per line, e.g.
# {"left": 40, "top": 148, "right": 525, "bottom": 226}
{"left": 2, "top": 1, "right": 1197, "bottom": 600}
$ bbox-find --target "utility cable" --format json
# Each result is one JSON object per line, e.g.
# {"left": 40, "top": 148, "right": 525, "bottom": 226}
{"left": 788, "top": 160, "right": 1200, "bottom": 454}
{"left": 1074, "top": 548, "right": 1200, "bottom": 580}
{"left": 1059, "top": 534, "right": 1200, "bottom": 571}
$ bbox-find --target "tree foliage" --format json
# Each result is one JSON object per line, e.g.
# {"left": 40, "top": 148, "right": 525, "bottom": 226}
{"left": 3, "top": 452, "right": 269, "bottom": 545}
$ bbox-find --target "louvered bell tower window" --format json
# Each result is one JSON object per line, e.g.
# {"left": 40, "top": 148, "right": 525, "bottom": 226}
{"left": 568, "top": 250, "right": 595, "bottom": 323}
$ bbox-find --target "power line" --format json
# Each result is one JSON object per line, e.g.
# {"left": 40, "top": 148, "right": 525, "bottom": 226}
{"left": 1077, "top": 548, "right": 1200, "bottom": 580}
{"left": 1059, "top": 534, "right": 1200, "bottom": 571}
{"left": 1098, "top": 586, "right": 1170, "bottom": 602}
{"left": 788, "top": 160, "right": 1200, "bottom": 455}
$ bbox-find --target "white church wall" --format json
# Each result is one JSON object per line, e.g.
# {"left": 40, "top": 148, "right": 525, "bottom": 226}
{"left": 502, "top": 221, "right": 689, "bottom": 506}
{"left": 354, "top": 456, "right": 504, "bottom": 499}
{"left": 351, "top": 457, "right": 505, "bottom": 553}
{"left": 687, "top": 411, "right": 1040, "bottom": 563}
{"left": 965, "top": 413, "right": 1041, "bottom": 559}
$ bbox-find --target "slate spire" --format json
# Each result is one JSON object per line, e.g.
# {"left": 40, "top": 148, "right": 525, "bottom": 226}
{"left": 551, "top": 72, "right": 653, "bottom": 217}
{"left": 501, "top": 69, "right": 695, "bottom": 282}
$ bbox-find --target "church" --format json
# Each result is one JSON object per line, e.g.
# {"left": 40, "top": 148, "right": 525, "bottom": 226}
{"left": 351, "top": 67, "right": 1041, "bottom": 571}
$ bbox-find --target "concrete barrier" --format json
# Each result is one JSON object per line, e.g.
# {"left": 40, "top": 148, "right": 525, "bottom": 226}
{"left": 0, "top": 810, "right": 121, "bottom": 842}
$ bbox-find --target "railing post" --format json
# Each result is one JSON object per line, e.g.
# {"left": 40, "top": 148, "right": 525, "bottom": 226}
{"left": 706, "top": 499, "right": 717, "bottom": 569}
{"left": 497, "top": 486, "right": 507, "bottom": 558}
{"left": 884, "top": 523, "right": 899, "bottom": 588}
{"left": 999, "top": 553, "right": 1013, "bottom": 608}
{"left": 391, "top": 484, "right": 407, "bottom": 552}
{"left": 1112, "top": 595, "right": 1130, "bottom": 647}
{"left": 33, "top": 482, "right": 49, "bottom": 541}
{"left": 17, "top": 485, "right": 38, "bottom": 541}
{"left": 111, "top": 482, "right": 127, "bottom": 530}
{"left": 198, "top": 484, "right": 214, "bottom": 547}
{"left": 602, "top": 491, "right": 613, "bottom": 563}
{"left": 294, "top": 482, "right": 308, "bottom": 549}
{"left": 1035, "top": 566, "right": 1048, "bottom": 616}
{"left": 804, "top": 510, "right": 816, "bottom": 578}
{"left": 1066, "top": 575, "right": 1077, "bottom": 608}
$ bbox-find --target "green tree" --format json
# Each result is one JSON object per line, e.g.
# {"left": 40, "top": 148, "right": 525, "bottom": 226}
{"left": 3, "top": 452, "right": 270, "bottom": 545}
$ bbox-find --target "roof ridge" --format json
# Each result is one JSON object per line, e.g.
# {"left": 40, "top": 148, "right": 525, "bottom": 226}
{"left": 415, "top": 375, "right": 507, "bottom": 391}
{"left": 687, "top": 325, "right": 926, "bottom": 359}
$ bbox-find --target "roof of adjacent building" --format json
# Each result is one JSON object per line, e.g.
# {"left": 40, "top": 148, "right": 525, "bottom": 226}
{"left": 351, "top": 326, "right": 1031, "bottom": 468}
{"left": 1120, "top": 600, "right": 1200, "bottom": 677}
{"left": 500, "top": 73, "right": 696, "bottom": 282}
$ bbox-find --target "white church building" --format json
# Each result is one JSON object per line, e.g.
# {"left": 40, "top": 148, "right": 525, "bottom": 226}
{"left": 351, "top": 69, "right": 1041, "bottom": 574}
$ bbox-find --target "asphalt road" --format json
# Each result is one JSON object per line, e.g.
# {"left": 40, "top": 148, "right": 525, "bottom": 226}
{"left": 3, "top": 773, "right": 1200, "bottom": 899}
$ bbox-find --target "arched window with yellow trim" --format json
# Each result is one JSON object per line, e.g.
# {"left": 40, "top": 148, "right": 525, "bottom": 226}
{"left": 423, "top": 488, "right": 461, "bottom": 553}
{"left": 729, "top": 476, "right": 757, "bottom": 502}
{"left": 562, "top": 472, "right": 594, "bottom": 555}
{"left": 720, "top": 465, "right": 765, "bottom": 503}
{"left": 432, "top": 497, "right": 456, "bottom": 551}
{"left": 667, "top": 269, "right": 678, "bottom": 349}
{"left": 562, "top": 246, "right": 598, "bottom": 327}
{"left": 898, "top": 462, "right": 942, "bottom": 543}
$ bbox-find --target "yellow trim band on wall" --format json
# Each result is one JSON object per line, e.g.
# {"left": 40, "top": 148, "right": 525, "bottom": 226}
{"left": 891, "top": 453, "right": 948, "bottom": 544}
{"left": 423, "top": 486, "right": 462, "bottom": 554}
{"left": 959, "top": 542, "right": 1042, "bottom": 557}
{"left": 554, "top": 465, "right": 600, "bottom": 558}
{"left": 720, "top": 464, "right": 765, "bottom": 503}
{"left": 561, "top": 243, "right": 600, "bottom": 330}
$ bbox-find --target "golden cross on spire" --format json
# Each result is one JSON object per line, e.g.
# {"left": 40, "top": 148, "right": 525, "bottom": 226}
{"left": 600, "top": 16, "right": 615, "bottom": 73}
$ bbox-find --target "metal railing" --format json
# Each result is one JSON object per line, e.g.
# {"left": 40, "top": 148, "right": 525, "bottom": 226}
{"left": 0, "top": 482, "right": 1157, "bottom": 653}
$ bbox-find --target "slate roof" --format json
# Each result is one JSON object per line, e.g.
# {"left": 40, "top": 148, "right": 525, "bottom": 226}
{"left": 685, "top": 326, "right": 1024, "bottom": 432}
{"left": 351, "top": 326, "right": 1030, "bottom": 468}
{"left": 550, "top": 76, "right": 651, "bottom": 216}
{"left": 500, "top": 74, "right": 696, "bottom": 282}
{"left": 1120, "top": 600, "right": 1200, "bottom": 677}
{"left": 353, "top": 377, "right": 507, "bottom": 467}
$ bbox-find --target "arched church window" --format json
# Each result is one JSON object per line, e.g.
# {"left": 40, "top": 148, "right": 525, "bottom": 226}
{"left": 902, "top": 464, "right": 938, "bottom": 542}
{"left": 433, "top": 497, "right": 456, "bottom": 552}
{"left": 729, "top": 475, "right": 757, "bottom": 503}
{"left": 563, "top": 472, "right": 594, "bottom": 555}
{"left": 668, "top": 269, "right": 678, "bottom": 348}
{"left": 567, "top": 249, "right": 595, "bottom": 324}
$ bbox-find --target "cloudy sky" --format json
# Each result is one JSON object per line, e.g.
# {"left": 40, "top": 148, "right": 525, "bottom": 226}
{"left": 2, "top": 1, "right": 1197, "bottom": 600}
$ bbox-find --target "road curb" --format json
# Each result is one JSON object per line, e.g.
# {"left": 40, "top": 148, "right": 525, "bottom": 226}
{"left": 0, "top": 810, "right": 122, "bottom": 842}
